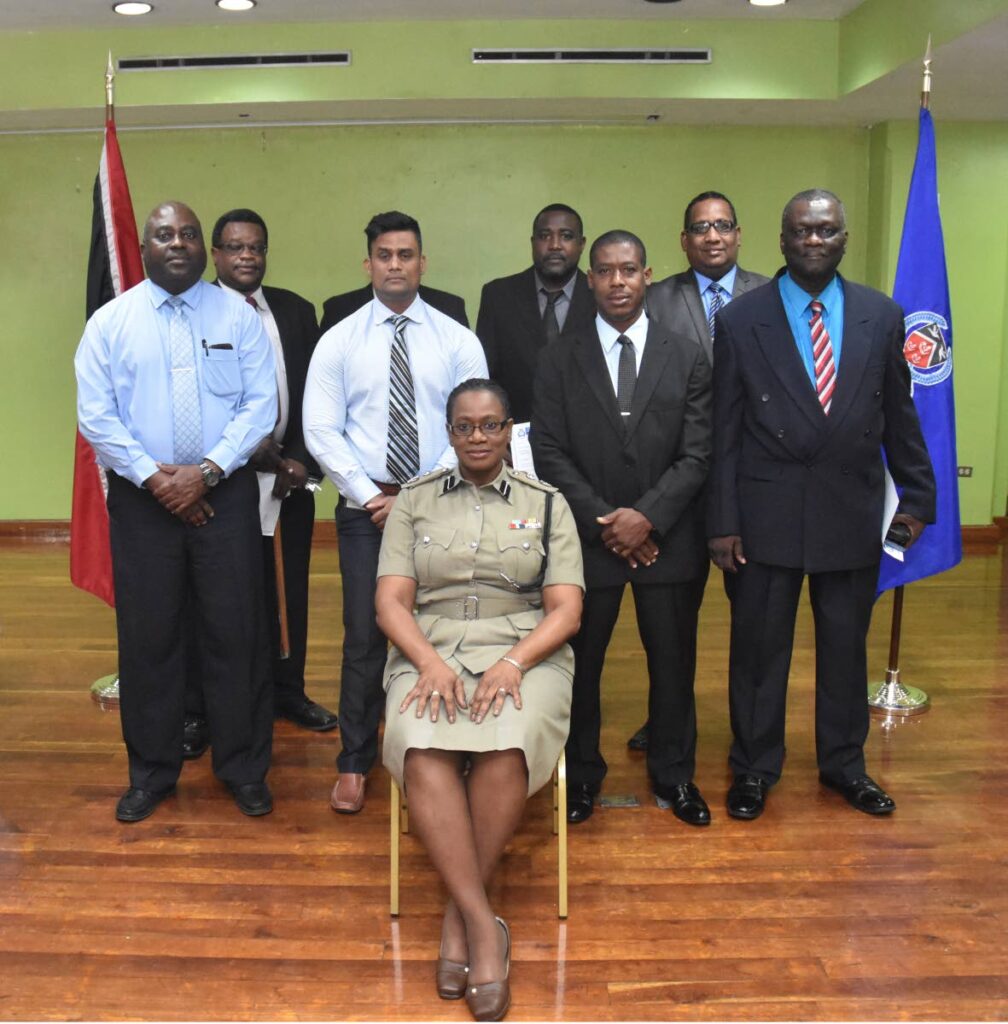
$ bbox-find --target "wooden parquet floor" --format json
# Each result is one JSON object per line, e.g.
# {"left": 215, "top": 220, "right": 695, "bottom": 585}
{"left": 0, "top": 542, "right": 1006, "bottom": 1021}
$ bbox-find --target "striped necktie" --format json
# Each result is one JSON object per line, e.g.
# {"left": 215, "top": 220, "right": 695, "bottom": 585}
{"left": 386, "top": 314, "right": 420, "bottom": 483}
{"left": 706, "top": 283, "right": 724, "bottom": 341}
{"left": 167, "top": 295, "right": 203, "bottom": 464}
{"left": 809, "top": 299, "right": 836, "bottom": 414}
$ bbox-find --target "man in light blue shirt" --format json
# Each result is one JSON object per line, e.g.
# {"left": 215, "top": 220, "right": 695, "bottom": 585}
{"left": 75, "top": 201, "right": 277, "bottom": 823}
{"left": 304, "top": 210, "right": 487, "bottom": 814}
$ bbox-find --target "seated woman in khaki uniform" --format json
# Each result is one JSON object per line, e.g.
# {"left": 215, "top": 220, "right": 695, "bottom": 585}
{"left": 376, "top": 379, "right": 584, "bottom": 1022}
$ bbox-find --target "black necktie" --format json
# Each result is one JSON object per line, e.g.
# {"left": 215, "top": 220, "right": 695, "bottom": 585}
{"left": 542, "top": 290, "right": 561, "bottom": 345}
{"left": 616, "top": 335, "right": 636, "bottom": 417}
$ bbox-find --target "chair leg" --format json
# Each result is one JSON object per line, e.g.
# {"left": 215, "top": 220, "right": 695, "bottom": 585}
{"left": 390, "top": 776, "right": 400, "bottom": 917}
{"left": 556, "top": 751, "right": 567, "bottom": 919}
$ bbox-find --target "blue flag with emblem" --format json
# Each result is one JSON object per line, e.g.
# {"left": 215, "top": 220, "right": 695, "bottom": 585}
{"left": 878, "top": 107, "right": 962, "bottom": 592}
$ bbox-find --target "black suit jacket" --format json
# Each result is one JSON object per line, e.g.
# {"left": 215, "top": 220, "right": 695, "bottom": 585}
{"left": 214, "top": 283, "right": 321, "bottom": 475}
{"left": 646, "top": 265, "right": 769, "bottom": 364}
{"left": 707, "top": 271, "right": 936, "bottom": 573}
{"left": 319, "top": 283, "right": 468, "bottom": 334}
{"left": 476, "top": 267, "right": 596, "bottom": 423}
{"left": 531, "top": 320, "right": 711, "bottom": 588}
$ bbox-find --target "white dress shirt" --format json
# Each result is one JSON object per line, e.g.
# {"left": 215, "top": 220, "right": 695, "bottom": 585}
{"left": 595, "top": 310, "right": 649, "bottom": 395}
{"left": 303, "top": 293, "right": 488, "bottom": 507}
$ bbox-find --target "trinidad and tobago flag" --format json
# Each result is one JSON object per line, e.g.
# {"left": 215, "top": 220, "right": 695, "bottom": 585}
{"left": 69, "top": 116, "right": 144, "bottom": 606}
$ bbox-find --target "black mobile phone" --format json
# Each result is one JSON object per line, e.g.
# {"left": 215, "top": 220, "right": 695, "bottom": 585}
{"left": 885, "top": 521, "right": 913, "bottom": 549}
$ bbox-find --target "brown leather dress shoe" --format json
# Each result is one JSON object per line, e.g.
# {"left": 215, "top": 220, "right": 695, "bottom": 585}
{"left": 465, "top": 917, "right": 511, "bottom": 1021}
{"left": 436, "top": 953, "right": 469, "bottom": 1000}
{"left": 329, "top": 772, "right": 365, "bottom": 813}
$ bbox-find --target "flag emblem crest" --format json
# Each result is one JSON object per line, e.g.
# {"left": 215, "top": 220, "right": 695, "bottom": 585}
{"left": 903, "top": 311, "right": 952, "bottom": 386}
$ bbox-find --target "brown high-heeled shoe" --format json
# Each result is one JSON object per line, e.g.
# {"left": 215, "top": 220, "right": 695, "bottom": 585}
{"left": 436, "top": 947, "right": 469, "bottom": 1000}
{"left": 465, "top": 916, "right": 511, "bottom": 1021}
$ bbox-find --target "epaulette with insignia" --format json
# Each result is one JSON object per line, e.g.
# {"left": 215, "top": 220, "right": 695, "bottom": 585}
{"left": 504, "top": 466, "right": 558, "bottom": 493}
{"left": 401, "top": 467, "right": 453, "bottom": 490}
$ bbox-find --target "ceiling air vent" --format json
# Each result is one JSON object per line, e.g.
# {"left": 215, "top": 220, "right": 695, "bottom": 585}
{"left": 472, "top": 48, "right": 710, "bottom": 64}
{"left": 118, "top": 52, "right": 351, "bottom": 71}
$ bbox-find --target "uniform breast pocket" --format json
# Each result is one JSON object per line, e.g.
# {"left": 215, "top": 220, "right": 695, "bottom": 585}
{"left": 496, "top": 531, "right": 545, "bottom": 589}
{"left": 202, "top": 348, "right": 242, "bottom": 398}
{"left": 413, "top": 525, "right": 457, "bottom": 586}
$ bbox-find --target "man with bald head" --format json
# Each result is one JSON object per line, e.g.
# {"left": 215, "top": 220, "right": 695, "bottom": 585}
{"left": 708, "top": 189, "right": 935, "bottom": 820}
{"left": 76, "top": 201, "right": 278, "bottom": 822}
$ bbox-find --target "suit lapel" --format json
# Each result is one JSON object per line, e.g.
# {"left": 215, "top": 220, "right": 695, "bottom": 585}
{"left": 574, "top": 328, "right": 625, "bottom": 441}
{"left": 678, "top": 271, "right": 711, "bottom": 348}
{"left": 823, "top": 277, "right": 873, "bottom": 432}
{"left": 752, "top": 287, "right": 826, "bottom": 433}
{"left": 623, "top": 321, "right": 672, "bottom": 442}
{"left": 565, "top": 270, "right": 595, "bottom": 336}
{"left": 263, "top": 288, "right": 292, "bottom": 370}
{"left": 514, "top": 267, "right": 548, "bottom": 348}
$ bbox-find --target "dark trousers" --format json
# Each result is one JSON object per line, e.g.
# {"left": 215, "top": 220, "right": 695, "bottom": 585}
{"left": 107, "top": 467, "right": 272, "bottom": 793}
{"left": 727, "top": 560, "right": 878, "bottom": 785}
{"left": 186, "top": 487, "right": 316, "bottom": 717}
{"left": 334, "top": 501, "right": 388, "bottom": 775}
{"left": 567, "top": 577, "right": 705, "bottom": 794}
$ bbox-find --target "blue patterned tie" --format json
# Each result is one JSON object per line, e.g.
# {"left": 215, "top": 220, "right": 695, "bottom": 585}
{"left": 168, "top": 296, "right": 203, "bottom": 464}
{"left": 386, "top": 314, "right": 420, "bottom": 483}
{"left": 706, "top": 283, "right": 724, "bottom": 341}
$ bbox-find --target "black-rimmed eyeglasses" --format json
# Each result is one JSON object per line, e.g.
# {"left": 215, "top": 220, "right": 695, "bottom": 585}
{"left": 447, "top": 419, "right": 512, "bottom": 437}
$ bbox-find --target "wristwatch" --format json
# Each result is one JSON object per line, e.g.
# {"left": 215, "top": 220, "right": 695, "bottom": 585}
{"left": 199, "top": 459, "right": 221, "bottom": 488}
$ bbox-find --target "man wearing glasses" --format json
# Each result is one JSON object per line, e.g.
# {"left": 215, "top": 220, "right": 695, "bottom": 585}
{"left": 176, "top": 209, "right": 338, "bottom": 749}
{"left": 304, "top": 211, "right": 487, "bottom": 814}
{"left": 625, "top": 192, "right": 768, "bottom": 752}
{"left": 708, "top": 189, "right": 935, "bottom": 820}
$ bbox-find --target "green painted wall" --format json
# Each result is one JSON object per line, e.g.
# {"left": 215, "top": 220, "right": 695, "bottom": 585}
{"left": 2, "top": 117, "right": 1004, "bottom": 524}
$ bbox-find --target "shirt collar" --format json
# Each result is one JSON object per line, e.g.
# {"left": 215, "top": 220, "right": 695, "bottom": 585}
{"left": 780, "top": 270, "right": 843, "bottom": 315}
{"left": 596, "top": 309, "right": 648, "bottom": 355}
{"left": 439, "top": 463, "right": 513, "bottom": 502}
{"left": 218, "top": 279, "right": 266, "bottom": 310}
{"left": 148, "top": 278, "right": 204, "bottom": 311}
{"left": 533, "top": 269, "right": 577, "bottom": 303}
{"left": 371, "top": 291, "right": 428, "bottom": 327}
{"left": 693, "top": 264, "right": 738, "bottom": 298}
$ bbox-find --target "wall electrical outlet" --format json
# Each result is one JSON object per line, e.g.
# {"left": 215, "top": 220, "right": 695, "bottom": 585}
{"left": 957, "top": 466, "right": 973, "bottom": 477}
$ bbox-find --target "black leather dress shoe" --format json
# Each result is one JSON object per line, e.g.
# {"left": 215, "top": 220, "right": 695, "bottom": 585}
{"left": 276, "top": 697, "right": 339, "bottom": 732}
{"left": 820, "top": 773, "right": 895, "bottom": 815}
{"left": 230, "top": 782, "right": 273, "bottom": 816}
{"left": 726, "top": 774, "right": 769, "bottom": 820}
{"left": 116, "top": 786, "right": 174, "bottom": 823}
{"left": 182, "top": 715, "right": 208, "bottom": 760}
{"left": 663, "top": 782, "right": 711, "bottom": 826}
{"left": 626, "top": 722, "right": 649, "bottom": 751}
{"left": 567, "top": 784, "right": 595, "bottom": 824}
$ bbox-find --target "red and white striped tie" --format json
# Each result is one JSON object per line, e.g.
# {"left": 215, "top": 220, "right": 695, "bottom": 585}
{"left": 809, "top": 300, "right": 836, "bottom": 414}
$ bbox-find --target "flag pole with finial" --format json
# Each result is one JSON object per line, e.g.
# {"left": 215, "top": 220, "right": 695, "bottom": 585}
{"left": 105, "top": 50, "right": 115, "bottom": 121}
{"left": 867, "top": 36, "right": 935, "bottom": 719}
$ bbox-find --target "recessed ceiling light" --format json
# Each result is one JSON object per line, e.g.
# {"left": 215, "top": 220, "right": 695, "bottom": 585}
{"left": 113, "top": 2, "right": 153, "bottom": 14}
{"left": 749, "top": 0, "right": 787, "bottom": 6}
{"left": 216, "top": 0, "right": 257, "bottom": 10}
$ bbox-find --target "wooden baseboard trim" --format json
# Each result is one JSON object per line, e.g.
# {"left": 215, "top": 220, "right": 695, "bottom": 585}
{"left": 0, "top": 519, "right": 1002, "bottom": 554}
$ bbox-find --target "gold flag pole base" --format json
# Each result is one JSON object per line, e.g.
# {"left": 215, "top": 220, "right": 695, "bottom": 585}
{"left": 90, "top": 674, "right": 120, "bottom": 710}
{"left": 868, "top": 668, "right": 929, "bottom": 716}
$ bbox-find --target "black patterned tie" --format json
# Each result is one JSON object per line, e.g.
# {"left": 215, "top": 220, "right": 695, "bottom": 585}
{"left": 542, "top": 290, "right": 561, "bottom": 345}
{"left": 616, "top": 335, "right": 636, "bottom": 417}
{"left": 386, "top": 315, "right": 420, "bottom": 483}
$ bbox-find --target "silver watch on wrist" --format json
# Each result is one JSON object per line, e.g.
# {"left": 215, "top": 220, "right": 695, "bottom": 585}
{"left": 199, "top": 460, "right": 221, "bottom": 488}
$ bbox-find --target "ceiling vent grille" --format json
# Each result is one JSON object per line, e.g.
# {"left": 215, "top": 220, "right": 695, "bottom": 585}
{"left": 118, "top": 52, "right": 351, "bottom": 71}
{"left": 472, "top": 48, "right": 710, "bottom": 65}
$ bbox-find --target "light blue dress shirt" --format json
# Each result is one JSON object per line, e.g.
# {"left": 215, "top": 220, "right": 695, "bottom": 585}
{"left": 303, "top": 293, "right": 489, "bottom": 507}
{"left": 778, "top": 272, "right": 845, "bottom": 389}
{"left": 694, "top": 265, "right": 738, "bottom": 319}
{"left": 75, "top": 278, "right": 277, "bottom": 487}
{"left": 596, "top": 310, "right": 649, "bottom": 394}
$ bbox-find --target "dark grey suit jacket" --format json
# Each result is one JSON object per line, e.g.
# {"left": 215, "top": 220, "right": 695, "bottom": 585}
{"left": 647, "top": 266, "right": 769, "bottom": 363}
{"left": 476, "top": 266, "right": 596, "bottom": 423}
{"left": 531, "top": 320, "right": 712, "bottom": 588}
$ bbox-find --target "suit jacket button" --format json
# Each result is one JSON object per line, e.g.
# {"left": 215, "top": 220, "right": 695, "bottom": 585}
{"left": 776, "top": 429, "right": 785, "bottom": 439}
{"left": 874, "top": 390, "right": 882, "bottom": 397}
{"left": 761, "top": 393, "right": 770, "bottom": 402}
{"left": 841, "top": 464, "right": 850, "bottom": 474}
{"left": 864, "top": 428, "right": 872, "bottom": 437}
